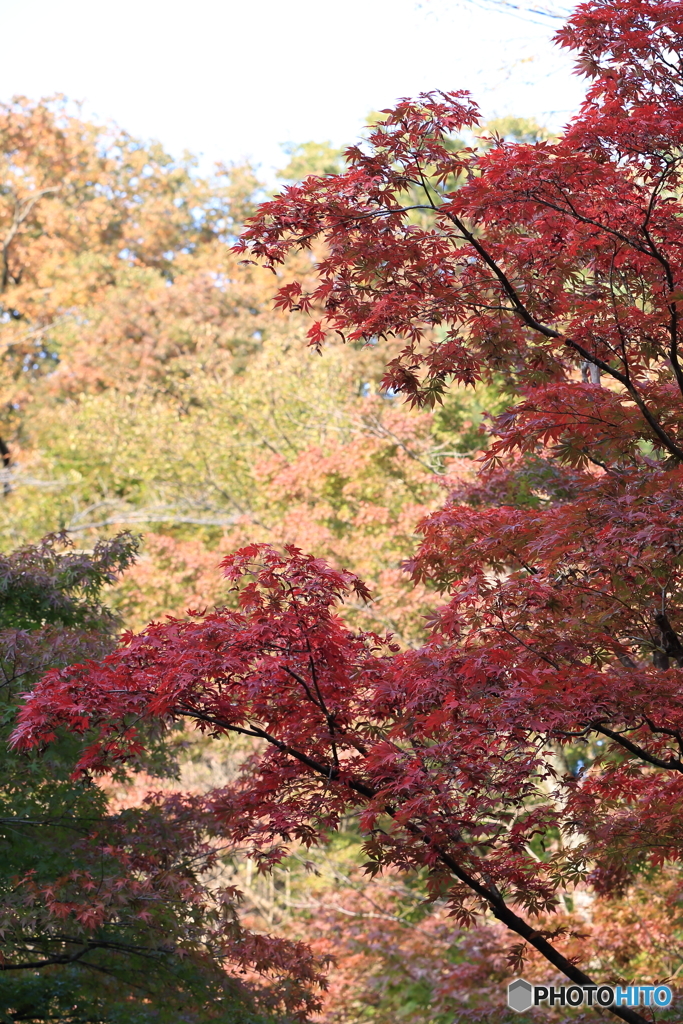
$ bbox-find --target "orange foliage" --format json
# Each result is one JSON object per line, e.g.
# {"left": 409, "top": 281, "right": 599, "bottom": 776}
{"left": 117, "top": 404, "right": 447, "bottom": 642}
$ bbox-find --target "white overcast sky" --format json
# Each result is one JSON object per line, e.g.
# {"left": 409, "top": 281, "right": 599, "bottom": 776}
{"left": 0, "top": 0, "right": 584, "bottom": 178}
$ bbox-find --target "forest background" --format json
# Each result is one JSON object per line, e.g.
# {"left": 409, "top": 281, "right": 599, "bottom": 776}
{"left": 0, "top": 92, "right": 514, "bottom": 1022}
{"left": 3, "top": 1, "right": 679, "bottom": 1022}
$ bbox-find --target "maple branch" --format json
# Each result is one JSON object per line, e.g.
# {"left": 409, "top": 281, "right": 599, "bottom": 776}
{"left": 0, "top": 936, "right": 173, "bottom": 971}
{"left": 0, "top": 815, "right": 98, "bottom": 832}
{"left": 492, "top": 612, "right": 560, "bottom": 669}
{"left": 607, "top": 249, "right": 632, "bottom": 384}
{"left": 641, "top": 718, "right": 683, "bottom": 756}
{"left": 653, "top": 610, "right": 683, "bottom": 668}
{"left": 636, "top": 158, "right": 683, "bottom": 398}
{"left": 306, "top": 642, "right": 339, "bottom": 769}
{"left": 175, "top": 706, "right": 376, "bottom": 800}
{"left": 593, "top": 722, "right": 683, "bottom": 773}
{"left": 439, "top": 208, "right": 683, "bottom": 463}
{"left": 283, "top": 665, "right": 323, "bottom": 711}
{"left": 415, "top": 836, "right": 648, "bottom": 1024}
{"left": 531, "top": 185, "right": 654, "bottom": 263}
{"left": 176, "top": 702, "right": 646, "bottom": 1022}
{"left": 253, "top": 188, "right": 683, "bottom": 463}
{"left": 283, "top": 663, "right": 340, "bottom": 768}
{"left": 251, "top": 204, "right": 438, "bottom": 259}
{"left": 0, "top": 948, "right": 94, "bottom": 971}
{"left": 519, "top": 174, "right": 683, "bottom": 404}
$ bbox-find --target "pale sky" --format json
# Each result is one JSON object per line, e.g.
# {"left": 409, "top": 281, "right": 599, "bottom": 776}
{"left": 0, "top": 0, "right": 585, "bottom": 178}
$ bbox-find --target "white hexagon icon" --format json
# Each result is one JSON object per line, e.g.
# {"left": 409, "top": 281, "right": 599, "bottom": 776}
{"left": 508, "top": 978, "right": 533, "bottom": 1012}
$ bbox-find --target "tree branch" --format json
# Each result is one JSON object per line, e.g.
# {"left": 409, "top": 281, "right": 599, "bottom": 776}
{"left": 175, "top": 701, "right": 648, "bottom": 1022}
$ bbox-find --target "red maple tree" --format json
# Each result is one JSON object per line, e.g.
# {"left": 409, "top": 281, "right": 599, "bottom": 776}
{"left": 13, "top": 2, "right": 683, "bottom": 1020}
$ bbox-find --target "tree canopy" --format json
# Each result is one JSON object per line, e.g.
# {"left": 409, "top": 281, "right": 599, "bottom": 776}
{"left": 13, "top": 0, "right": 683, "bottom": 1021}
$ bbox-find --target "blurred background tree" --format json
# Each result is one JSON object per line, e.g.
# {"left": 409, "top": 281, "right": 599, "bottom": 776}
{"left": 0, "top": 97, "right": 502, "bottom": 644}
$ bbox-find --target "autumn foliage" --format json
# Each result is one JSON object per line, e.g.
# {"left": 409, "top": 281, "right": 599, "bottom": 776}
{"left": 0, "top": 534, "right": 326, "bottom": 1022}
{"left": 11, "top": 0, "right": 683, "bottom": 1021}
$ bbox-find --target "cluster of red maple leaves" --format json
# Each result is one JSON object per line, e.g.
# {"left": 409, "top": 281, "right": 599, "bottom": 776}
{"left": 12, "top": 2, "right": 683, "bottom": 1021}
